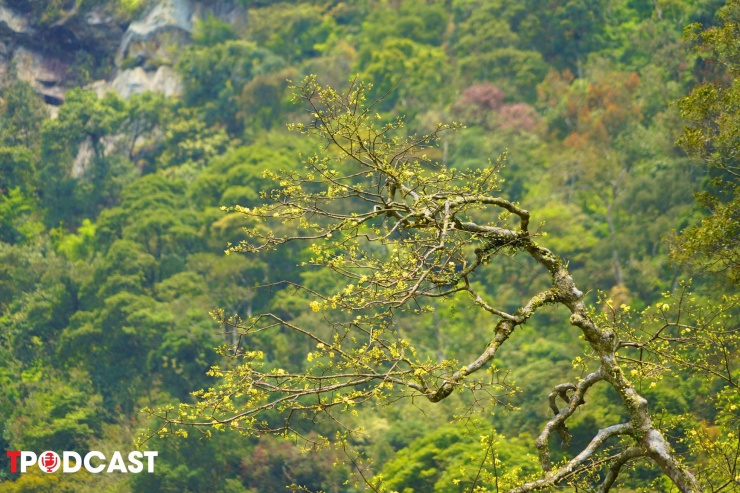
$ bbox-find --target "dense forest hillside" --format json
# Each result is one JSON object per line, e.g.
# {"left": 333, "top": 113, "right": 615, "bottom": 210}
{"left": 0, "top": 0, "right": 738, "bottom": 491}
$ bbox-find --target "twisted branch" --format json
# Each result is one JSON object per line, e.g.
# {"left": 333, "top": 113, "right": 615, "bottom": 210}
{"left": 597, "top": 447, "right": 645, "bottom": 493}
{"left": 509, "top": 423, "right": 633, "bottom": 493}
{"left": 145, "top": 78, "right": 705, "bottom": 493}
{"left": 535, "top": 370, "right": 604, "bottom": 471}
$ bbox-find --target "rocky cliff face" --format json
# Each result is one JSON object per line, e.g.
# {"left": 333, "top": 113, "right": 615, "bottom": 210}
{"left": 0, "top": 0, "right": 245, "bottom": 106}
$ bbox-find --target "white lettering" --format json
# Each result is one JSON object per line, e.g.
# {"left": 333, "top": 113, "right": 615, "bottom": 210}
{"left": 127, "top": 451, "right": 143, "bottom": 473}
{"left": 15, "top": 450, "right": 158, "bottom": 474}
{"left": 106, "top": 451, "right": 127, "bottom": 473}
{"left": 84, "top": 451, "right": 106, "bottom": 473}
{"left": 63, "top": 452, "right": 81, "bottom": 473}
{"left": 20, "top": 452, "right": 36, "bottom": 473}
{"left": 142, "top": 451, "right": 157, "bottom": 473}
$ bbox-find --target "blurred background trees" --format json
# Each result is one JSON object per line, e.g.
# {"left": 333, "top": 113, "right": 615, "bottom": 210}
{"left": 0, "top": 0, "right": 739, "bottom": 491}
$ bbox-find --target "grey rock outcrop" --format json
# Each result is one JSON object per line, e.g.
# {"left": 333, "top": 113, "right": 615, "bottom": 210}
{"left": 12, "top": 47, "right": 66, "bottom": 105}
{"left": 0, "top": 0, "right": 245, "bottom": 104}
{"left": 90, "top": 65, "right": 182, "bottom": 99}
{"left": 0, "top": 5, "right": 32, "bottom": 35}
{"left": 65, "top": 9, "right": 126, "bottom": 56}
{"left": 117, "top": 0, "right": 194, "bottom": 69}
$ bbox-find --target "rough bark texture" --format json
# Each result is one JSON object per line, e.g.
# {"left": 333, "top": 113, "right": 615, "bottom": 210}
{"left": 160, "top": 81, "right": 705, "bottom": 492}
{"left": 411, "top": 201, "right": 700, "bottom": 491}
{"left": 458, "top": 212, "right": 702, "bottom": 492}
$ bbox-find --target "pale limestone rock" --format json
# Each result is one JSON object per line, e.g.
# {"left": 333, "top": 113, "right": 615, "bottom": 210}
{"left": 0, "top": 5, "right": 32, "bottom": 35}
{"left": 89, "top": 65, "right": 182, "bottom": 99}
{"left": 117, "top": 0, "right": 193, "bottom": 68}
{"left": 12, "top": 47, "right": 66, "bottom": 104}
{"left": 2, "top": 0, "right": 243, "bottom": 105}
{"left": 67, "top": 9, "right": 125, "bottom": 55}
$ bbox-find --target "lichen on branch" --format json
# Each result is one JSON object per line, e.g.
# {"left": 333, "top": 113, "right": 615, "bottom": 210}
{"left": 141, "top": 76, "right": 705, "bottom": 493}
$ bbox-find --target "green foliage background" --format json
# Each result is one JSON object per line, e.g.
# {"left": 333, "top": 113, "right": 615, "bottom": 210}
{"left": 0, "top": 0, "right": 738, "bottom": 491}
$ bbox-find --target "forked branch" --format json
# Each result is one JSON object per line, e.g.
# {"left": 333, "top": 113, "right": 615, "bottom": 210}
{"left": 142, "top": 77, "right": 703, "bottom": 493}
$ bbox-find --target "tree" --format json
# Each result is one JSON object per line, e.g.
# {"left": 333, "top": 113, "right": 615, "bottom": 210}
{"left": 359, "top": 38, "right": 450, "bottom": 117}
{"left": 136, "top": 77, "right": 723, "bottom": 492}
{"left": 512, "top": 0, "right": 608, "bottom": 73}
{"left": 39, "top": 89, "right": 135, "bottom": 227}
{"left": 674, "top": 0, "right": 740, "bottom": 285}
{"left": 0, "top": 79, "right": 45, "bottom": 136}
{"left": 177, "top": 39, "right": 285, "bottom": 134}
{"left": 451, "top": 3, "right": 548, "bottom": 103}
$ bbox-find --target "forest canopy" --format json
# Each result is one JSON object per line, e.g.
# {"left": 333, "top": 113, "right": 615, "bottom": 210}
{"left": 0, "top": 0, "right": 739, "bottom": 492}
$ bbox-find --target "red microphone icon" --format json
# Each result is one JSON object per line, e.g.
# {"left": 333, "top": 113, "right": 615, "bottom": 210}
{"left": 39, "top": 451, "right": 60, "bottom": 473}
